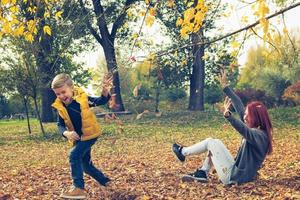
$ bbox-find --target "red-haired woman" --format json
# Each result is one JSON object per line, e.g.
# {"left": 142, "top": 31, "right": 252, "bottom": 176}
{"left": 172, "top": 71, "right": 273, "bottom": 185}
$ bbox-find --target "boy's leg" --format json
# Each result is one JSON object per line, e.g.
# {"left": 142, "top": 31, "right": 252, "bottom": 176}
{"left": 69, "top": 139, "right": 97, "bottom": 189}
{"left": 82, "top": 148, "right": 111, "bottom": 186}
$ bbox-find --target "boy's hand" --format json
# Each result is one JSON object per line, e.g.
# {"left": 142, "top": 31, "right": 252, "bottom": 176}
{"left": 63, "top": 131, "right": 80, "bottom": 141}
{"left": 102, "top": 73, "right": 113, "bottom": 97}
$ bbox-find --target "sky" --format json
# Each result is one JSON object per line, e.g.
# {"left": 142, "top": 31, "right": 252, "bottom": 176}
{"left": 77, "top": 1, "right": 300, "bottom": 74}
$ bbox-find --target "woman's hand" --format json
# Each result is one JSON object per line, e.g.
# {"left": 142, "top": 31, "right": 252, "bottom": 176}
{"left": 64, "top": 131, "right": 80, "bottom": 141}
{"left": 218, "top": 69, "right": 229, "bottom": 89}
{"left": 223, "top": 96, "right": 232, "bottom": 117}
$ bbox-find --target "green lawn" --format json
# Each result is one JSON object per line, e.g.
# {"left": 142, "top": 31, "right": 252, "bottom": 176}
{"left": 0, "top": 107, "right": 299, "bottom": 199}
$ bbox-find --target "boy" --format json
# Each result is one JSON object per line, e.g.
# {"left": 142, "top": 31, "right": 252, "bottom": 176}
{"left": 51, "top": 73, "right": 112, "bottom": 199}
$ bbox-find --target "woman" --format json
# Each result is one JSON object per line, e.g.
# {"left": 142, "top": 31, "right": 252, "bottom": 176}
{"left": 172, "top": 71, "right": 273, "bottom": 185}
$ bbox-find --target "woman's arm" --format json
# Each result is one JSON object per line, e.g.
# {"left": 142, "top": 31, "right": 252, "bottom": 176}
{"left": 219, "top": 70, "right": 245, "bottom": 121}
{"left": 223, "top": 86, "right": 245, "bottom": 121}
{"left": 225, "top": 113, "right": 268, "bottom": 146}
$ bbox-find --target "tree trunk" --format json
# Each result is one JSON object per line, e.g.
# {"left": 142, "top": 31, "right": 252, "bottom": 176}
{"left": 40, "top": 87, "right": 56, "bottom": 122}
{"left": 103, "top": 40, "right": 125, "bottom": 111}
{"left": 23, "top": 96, "right": 32, "bottom": 134}
{"left": 155, "top": 81, "right": 161, "bottom": 113}
{"left": 188, "top": 28, "right": 205, "bottom": 111}
{"left": 33, "top": 96, "right": 46, "bottom": 135}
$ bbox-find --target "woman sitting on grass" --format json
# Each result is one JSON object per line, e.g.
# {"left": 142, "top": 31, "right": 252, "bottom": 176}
{"left": 172, "top": 70, "right": 273, "bottom": 185}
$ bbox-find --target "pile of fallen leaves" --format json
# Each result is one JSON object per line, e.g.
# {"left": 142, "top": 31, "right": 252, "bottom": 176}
{"left": 0, "top": 110, "right": 299, "bottom": 200}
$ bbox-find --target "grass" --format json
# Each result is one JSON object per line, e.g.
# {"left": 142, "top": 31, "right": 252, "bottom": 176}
{"left": 0, "top": 106, "right": 299, "bottom": 199}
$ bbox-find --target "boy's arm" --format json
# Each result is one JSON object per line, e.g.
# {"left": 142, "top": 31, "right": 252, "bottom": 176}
{"left": 57, "top": 115, "right": 67, "bottom": 138}
{"left": 88, "top": 94, "right": 111, "bottom": 107}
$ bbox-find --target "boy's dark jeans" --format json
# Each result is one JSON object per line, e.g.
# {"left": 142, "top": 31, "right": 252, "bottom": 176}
{"left": 69, "top": 138, "right": 108, "bottom": 189}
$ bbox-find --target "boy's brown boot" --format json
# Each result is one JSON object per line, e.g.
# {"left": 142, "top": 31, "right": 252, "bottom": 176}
{"left": 60, "top": 187, "right": 86, "bottom": 199}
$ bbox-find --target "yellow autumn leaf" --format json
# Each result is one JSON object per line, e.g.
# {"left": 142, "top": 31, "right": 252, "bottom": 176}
{"left": 176, "top": 17, "right": 183, "bottom": 27}
{"left": 44, "top": 11, "right": 50, "bottom": 18}
{"left": 25, "top": 33, "right": 34, "bottom": 42}
{"left": 148, "top": 53, "right": 156, "bottom": 61}
{"left": 241, "top": 16, "right": 248, "bottom": 23}
{"left": 13, "top": 25, "right": 25, "bottom": 36}
{"left": 3, "top": 21, "right": 12, "bottom": 34}
{"left": 149, "top": 7, "right": 156, "bottom": 16}
{"left": 1, "top": 0, "right": 11, "bottom": 5}
{"left": 181, "top": 59, "right": 187, "bottom": 66}
{"left": 202, "top": 53, "right": 209, "bottom": 60}
{"left": 230, "top": 41, "right": 239, "bottom": 49}
{"left": 183, "top": 8, "right": 195, "bottom": 23}
{"left": 174, "top": 51, "right": 178, "bottom": 57}
{"left": 43, "top": 25, "right": 52, "bottom": 36}
{"left": 127, "top": 10, "right": 133, "bottom": 18}
{"left": 55, "top": 11, "right": 63, "bottom": 19}
{"left": 141, "top": 195, "right": 150, "bottom": 200}
{"left": 145, "top": 16, "right": 154, "bottom": 27}
{"left": 139, "top": 11, "right": 146, "bottom": 17}
{"left": 145, "top": 0, "right": 150, "bottom": 5}
{"left": 167, "top": 0, "right": 175, "bottom": 8}
{"left": 132, "top": 33, "right": 138, "bottom": 39}
{"left": 9, "top": 6, "right": 19, "bottom": 13}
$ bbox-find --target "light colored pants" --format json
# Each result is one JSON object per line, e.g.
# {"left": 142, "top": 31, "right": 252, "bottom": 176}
{"left": 182, "top": 138, "right": 235, "bottom": 184}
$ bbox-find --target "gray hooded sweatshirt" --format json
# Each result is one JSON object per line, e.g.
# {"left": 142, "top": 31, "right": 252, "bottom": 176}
{"left": 223, "top": 86, "right": 270, "bottom": 184}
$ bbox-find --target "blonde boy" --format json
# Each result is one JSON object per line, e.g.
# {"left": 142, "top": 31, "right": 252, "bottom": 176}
{"left": 51, "top": 73, "right": 112, "bottom": 199}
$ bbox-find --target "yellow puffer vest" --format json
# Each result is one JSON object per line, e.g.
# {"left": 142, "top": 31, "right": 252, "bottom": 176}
{"left": 52, "top": 87, "right": 101, "bottom": 145}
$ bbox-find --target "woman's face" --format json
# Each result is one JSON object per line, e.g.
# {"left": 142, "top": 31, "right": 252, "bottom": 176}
{"left": 53, "top": 84, "right": 74, "bottom": 105}
{"left": 244, "top": 107, "right": 249, "bottom": 125}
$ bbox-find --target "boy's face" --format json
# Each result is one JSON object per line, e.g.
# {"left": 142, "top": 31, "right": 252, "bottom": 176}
{"left": 53, "top": 84, "right": 74, "bottom": 104}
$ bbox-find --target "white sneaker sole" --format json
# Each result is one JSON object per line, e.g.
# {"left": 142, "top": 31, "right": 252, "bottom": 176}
{"left": 60, "top": 194, "right": 86, "bottom": 199}
{"left": 182, "top": 174, "right": 208, "bottom": 183}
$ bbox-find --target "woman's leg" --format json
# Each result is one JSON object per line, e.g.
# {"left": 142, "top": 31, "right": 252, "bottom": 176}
{"left": 181, "top": 138, "right": 235, "bottom": 184}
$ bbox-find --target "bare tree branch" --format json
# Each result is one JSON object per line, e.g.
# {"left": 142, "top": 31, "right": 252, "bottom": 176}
{"left": 111, "top": 0, "right": 138, "bottom": 40}
{"left": 79, "top": 0, "right": 103, "bottom": 45}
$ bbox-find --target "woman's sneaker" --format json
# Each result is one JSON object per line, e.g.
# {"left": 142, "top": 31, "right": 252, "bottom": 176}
{"left": 182, "top": 169, "right": 208, "bottom": 183}
{"left": 172, "top": 143, "right": 185, "bottom": 162}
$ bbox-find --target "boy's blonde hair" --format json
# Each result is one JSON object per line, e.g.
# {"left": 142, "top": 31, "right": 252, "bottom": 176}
{"left": 51, "top": 73, "right": 74, "bottom": 89}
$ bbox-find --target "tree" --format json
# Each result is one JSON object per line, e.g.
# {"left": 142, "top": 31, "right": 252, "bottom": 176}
{"left": 238, "top": 31, "right": 300, "bottom": 104}
{"left": 77, "top": 0, "right": 144, "bottom": 111}
{"left": 1, "top": 1, "right": 93, "bottom": 122}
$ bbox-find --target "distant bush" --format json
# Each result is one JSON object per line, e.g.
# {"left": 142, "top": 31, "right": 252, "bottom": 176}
{"left": 124, "top": 98, "right": 156, "bottom": 113}
{"left": 235, "top": 88, "right": 275, "bottom": 108}
{"left": 204, "top": 84, "right": 223, "bottom": 105}
{"left": 282, "top": 82, "right": 300, "bottom": 106}
{"left": 165, "top": 88, "right": 186, "bottom": 102}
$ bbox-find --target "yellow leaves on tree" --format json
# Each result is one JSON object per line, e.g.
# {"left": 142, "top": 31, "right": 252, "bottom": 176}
{"left": 253, "top": 0, "right": 270, "bottom": 41}
{"left": 0, "top": 0, "right": 62, "bottom": 42}
{"left": 176, "top": 0, "right": 208, "bottom": 39}
{"left": 145, "top": 7, "right": 156, "bottom": 27}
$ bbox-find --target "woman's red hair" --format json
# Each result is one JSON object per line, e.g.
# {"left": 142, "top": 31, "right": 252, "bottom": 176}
{"left": 246, "top": 101, "right": 273, "bottom": 154}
